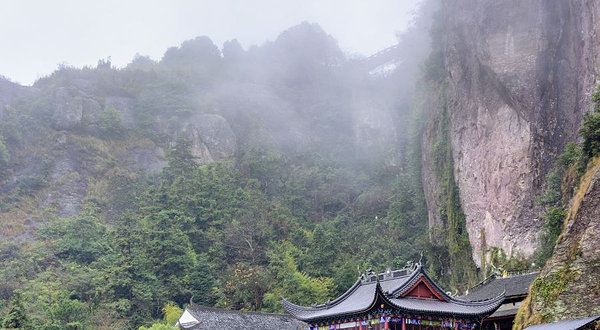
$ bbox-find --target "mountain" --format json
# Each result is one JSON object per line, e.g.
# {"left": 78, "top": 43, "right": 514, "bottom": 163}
{"left": 0, "top": 21, "right": 431, "bottom": 329}
{"left": 1, "top": 1, "right": 599, "bottom": 328}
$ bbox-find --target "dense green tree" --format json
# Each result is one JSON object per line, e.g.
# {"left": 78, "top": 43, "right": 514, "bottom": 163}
{"left": 161, "top": 36, "right": 221, "bottom": 66}
{"left": 101, "top": 216, "right": 159, "bottom": 324}
{"left": 304, "top": 224, "right": 337, "bottom": 277}
{"left": 162, "top": 138, "right": 197, "bottom": 184}
{"left": 579, "top": 89, "right": 600, "bottom": 159}
{"left": 0, "top": 4, "right": 460, "bottom": 327}
{"left": 262, "top": 242, "right": 335, "bottom": 313}
{"left": 574, "top": 85, "right": 600, "bottom": 173}
{"left": 18, "top": 281, "right": 88, "bottom": 330}
{"left": 1, "top": 292, "right": 27, "bottom": 329}
{"left": 36, "top": 215, "right": 109, "bottom": 265}
{"left": 187, "top": 256, "right": 216, "bottom": 306}
{"left": 98, "top": 105, "right": 124, "bottom": 138}
{"left": 142, "top": 210, "right": 197, "bottom": 304}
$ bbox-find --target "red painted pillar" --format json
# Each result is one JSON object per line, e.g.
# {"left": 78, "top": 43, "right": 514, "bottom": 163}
{"left": 384, "top": 317, "right": 389, "bottom": 329}
{"left": 359, "top": 320, "right": 363, "bottom": 330}
{"left": 401, "top": 318, "right": 406, "bottom": 330}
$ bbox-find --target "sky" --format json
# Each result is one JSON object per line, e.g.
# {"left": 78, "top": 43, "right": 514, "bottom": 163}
{"left": 0, "top": 0, "right": 422, "bottom": 86}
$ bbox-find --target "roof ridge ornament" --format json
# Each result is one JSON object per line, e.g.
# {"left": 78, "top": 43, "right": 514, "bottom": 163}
{"left": 283, "top": 265, "right": 505, "bottom": 322}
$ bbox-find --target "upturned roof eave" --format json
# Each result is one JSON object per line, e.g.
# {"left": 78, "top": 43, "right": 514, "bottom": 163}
{"left": 282, "top": 277, "right": 364, "bottom": 314}
{"left": 285, "top": 284, "right": 505, "bottom": 322}
{"left": 282, "top": 265, "right": 506, "bottom": 322}
{"left": 282, "top": 281, "right": 383, "bottom": 322}
{"left": 387, "top": 293, "right": 506, "bottom": 318}
{"left": 390, "top": 264, "right": 453, "bottom": 302}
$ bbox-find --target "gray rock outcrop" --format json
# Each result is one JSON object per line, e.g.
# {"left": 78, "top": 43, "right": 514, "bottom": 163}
{"left": 125, "top": 147, "right": 168, "bottom": 176}
{"left": 105, "top": 96, "right": 136, "bottom": 129}
{"left": 514, "top": 159, "right": 600, "bottom": 327}
{"left": 44, "top": 144, "right": 87, "bottom": 217}
{"left": 179, "top": 113, "right": 237, "bottom": 163}
{"left": 53, "top": 87, "right": 84, "bottom": 130}
{"left": 422, "top": 0, "right": 600, "bottom": 263}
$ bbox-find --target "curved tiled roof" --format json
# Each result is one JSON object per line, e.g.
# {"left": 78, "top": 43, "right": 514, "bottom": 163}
{"left": 283, "top": 265, "right": 504, "bottom": 322}
{"left": 181, "top": 303, "right": 308, "bottom": 330}
{"left": 523, "top": 315, "right": 600, "bottom": 330}
{"left": 460, "top": 272, "right": 539, "bottom": 302}
{"left": 389, "top": 265, "right": 450, "bottom": 299}
{"left": 387, "top": 295, "right": 504, "bottom": 317}
{"left": 283, "top": 271, "right": 411, "bottom": 321}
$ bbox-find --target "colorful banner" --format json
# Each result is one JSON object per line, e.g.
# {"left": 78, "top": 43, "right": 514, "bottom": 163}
{"left": 310, "top": 318, "right": 476, "bottom": 330}
{"left": 403, "top": 318, "right": 475, "bottom": 329}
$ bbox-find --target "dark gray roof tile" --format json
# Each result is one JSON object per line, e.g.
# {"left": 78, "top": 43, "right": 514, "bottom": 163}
{"left": 283, "top": 265, "right": 504, "bottom": 322}
{"left": 461, "top": 272, "right": 539, "bottom": 302}
{"left": 181, "top": 304, "right": 308, "bottom": 330}
{"left": 523, "top": 315, "right": 600, "bottom": 330}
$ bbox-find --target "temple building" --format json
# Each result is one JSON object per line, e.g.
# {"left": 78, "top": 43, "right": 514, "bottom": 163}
{"left": 283, "top": 264, "right": 505, "bottom": 330}
{"left": 460, "top": 271, "right": 539, "bottom": 330}
{"left": 175, "top": 302, "right": 308, "bottom": 330}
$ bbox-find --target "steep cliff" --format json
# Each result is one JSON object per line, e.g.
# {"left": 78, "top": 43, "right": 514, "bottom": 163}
{"left": 513, "top": 158, "right": 600, "bottom": 328}
{"left": 423, "top": 0, "right": 600, "bottom": 264}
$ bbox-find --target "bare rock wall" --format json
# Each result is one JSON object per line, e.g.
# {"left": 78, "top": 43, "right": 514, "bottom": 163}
{"left": 424, "top": 0, "right": 600, "bottom": 263}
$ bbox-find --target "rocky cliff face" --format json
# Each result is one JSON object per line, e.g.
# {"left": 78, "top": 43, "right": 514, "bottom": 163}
{"left": 514, "top": 159, "right": 600, "bottom": 328}
{"left": 423, "top": 0, "right": 600, "bottom": 263}
{"left": 0, "top": 77, "right": 239, "bottom": 227}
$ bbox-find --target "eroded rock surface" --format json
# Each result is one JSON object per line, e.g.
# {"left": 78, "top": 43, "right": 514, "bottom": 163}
{"left": 423, "top": 0, "right": 600, "bottom": 263}
{"left": 514, "top": 160, "right": 600, "bottom": 327}
{"left": 53, "top": 87, "right": 84, "bottom": 130}
{"left": 105, "top": 96, "right": 136, "bottom": 129}
{"left": 125, "top": 147, "right": 167, "bottom": 176}
{"left": 45, "top": 148, "right": 87, "bottom": 217}
{"left": 179, "top": 113, "right": 237, "bottom": 163}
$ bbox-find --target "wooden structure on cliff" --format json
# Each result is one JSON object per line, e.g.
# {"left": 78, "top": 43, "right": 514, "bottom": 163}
{"left": 283, "top": 264, "right": 504, "bottom": 330}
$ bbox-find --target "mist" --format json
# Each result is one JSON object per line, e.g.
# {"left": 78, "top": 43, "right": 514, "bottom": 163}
{"left": 0, "top": 0, "right": 422, "bottom": 85}
{"left": 0, "top": 1, "right": 444, "bottom": 328}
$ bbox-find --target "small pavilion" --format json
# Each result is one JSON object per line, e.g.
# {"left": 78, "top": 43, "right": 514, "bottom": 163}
{"left": 283, "top": 264, "right": 504, "bottom": 330}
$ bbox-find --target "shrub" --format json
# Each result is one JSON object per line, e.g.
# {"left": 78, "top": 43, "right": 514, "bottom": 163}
{"left": 579, "top": 86, "right": 600, "bottom": 160}
{"left": 98, "top": 105, "right": 123, "bottom": 139}
{"left": 0, "top": 137, "right": 8, "bottom": 180}
{"left": 535, "top": 207, "right": 565, "bottom": 265}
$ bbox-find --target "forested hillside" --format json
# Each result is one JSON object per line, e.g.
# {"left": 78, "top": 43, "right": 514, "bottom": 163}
{"left": 0, "top": 5, "right": 441, "bottom": 328}
{"left": 4, "top": 0, "right": 599, "bottom": 328}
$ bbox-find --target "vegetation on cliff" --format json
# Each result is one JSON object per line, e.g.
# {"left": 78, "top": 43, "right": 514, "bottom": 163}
{"left": 0, "top": 16, "right": 437, "bottom": 329}
{"left": 513, "top": 85, "right": 600, "bottom": 329}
